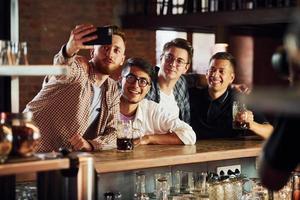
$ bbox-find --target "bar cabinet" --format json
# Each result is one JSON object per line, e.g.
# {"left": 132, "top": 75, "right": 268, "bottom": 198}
{"left": 92, "top": 139, "right": 263, "bottom": 199}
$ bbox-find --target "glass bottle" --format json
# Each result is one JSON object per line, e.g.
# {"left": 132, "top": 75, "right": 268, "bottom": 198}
{"left": 16, "top": 42, "right": 29, "bottom": 65}
{"left": 11, "top": 112, "right": 40, "bottom": 157}
{"left": 104, "top": 191, "right": 122, "bottom": 200}
{"left": 0, "top": 112, "right": 13, "bottom": 163}
{"left": 104, "top": 192, "right": 114, "bottom": 200}
{"left": 134, "top": 171, "right": 149, "bottom": 200}
{"left": 0, "top": 40, "right": 9, "bottom": 65}
{"left": 157, "top": 177, "right": 168, "bottom": 200}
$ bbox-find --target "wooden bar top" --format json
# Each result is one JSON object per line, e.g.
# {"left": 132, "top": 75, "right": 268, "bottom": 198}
{"left": 92, "top": 138, "right": 264, "bottom": 173}
{"left": 0, "top": 158, "right": 70, "bottom": 176}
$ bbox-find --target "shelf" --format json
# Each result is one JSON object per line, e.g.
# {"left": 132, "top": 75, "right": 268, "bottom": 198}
{"left": 0, "top": 158, "right": 70, "bottom": 176}
{"left": 0, "top": 65, "right": 68, "bottom": 76}
{"left": 121, "top": 7, "right": 294, "bottom": 31}
{"left": 0, "top": 65, "right": 68, "bottom": 112}
{"left": 92, "top": 139, "right": 263, "bottom": 173}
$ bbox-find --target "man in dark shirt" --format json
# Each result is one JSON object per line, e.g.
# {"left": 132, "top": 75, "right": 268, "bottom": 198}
{"left": 189, "top": 52, "right": 274, "bottom": 140}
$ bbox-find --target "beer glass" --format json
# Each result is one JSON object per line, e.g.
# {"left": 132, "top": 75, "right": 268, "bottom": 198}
{"left": 116, "top": 120, "right": 133, "bottom": 152}
{"left": 232, "top": 101, "right": 249, "bottom": 130}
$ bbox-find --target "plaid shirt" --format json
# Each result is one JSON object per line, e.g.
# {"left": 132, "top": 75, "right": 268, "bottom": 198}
{"left": 146, "top": 67, "right": 195, "bottom": 124}
{"left": 24, "top": 47, "right": 120, "bottom": 152}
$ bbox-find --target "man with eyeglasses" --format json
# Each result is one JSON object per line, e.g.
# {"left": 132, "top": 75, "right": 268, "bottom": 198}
{"left": 146, "top": 38, "right": 194, "bottom": 124}
{"left": 146, "top": 38, "right": 249, "bottom": 125}
{"left": 189, "top": 52, "right": 273, "bottom": 140}
{"left": 24, "top": 24, "right": 126, "bottom": 152}
{"left": 119, "top": 57, "right": 196, "bottom": 145}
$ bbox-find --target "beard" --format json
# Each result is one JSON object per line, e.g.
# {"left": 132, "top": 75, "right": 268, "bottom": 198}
{"left": 93, "top": 59, "right": 120, "bottom": 75}
{"left": 97, "top": 67, "right": 117, "bottom": 75}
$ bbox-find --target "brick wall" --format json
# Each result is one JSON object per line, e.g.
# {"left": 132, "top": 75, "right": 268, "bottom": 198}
{"left": 19, "top": 0, "right": 156, "bottom": 110}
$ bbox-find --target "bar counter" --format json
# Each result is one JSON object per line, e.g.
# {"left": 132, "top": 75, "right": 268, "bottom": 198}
{"left": 92, "top": 138, "right": 264, "bottom": 173}
{"left": 0, "top": 158, "right": 70, "bottom": 176}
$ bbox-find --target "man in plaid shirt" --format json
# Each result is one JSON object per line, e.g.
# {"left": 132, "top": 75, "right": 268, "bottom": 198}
{"left": 24, "top": 24, "right": 125, "bottom": 152}
{"left": 146, "top": 38, "right": 196, "bottom": 124}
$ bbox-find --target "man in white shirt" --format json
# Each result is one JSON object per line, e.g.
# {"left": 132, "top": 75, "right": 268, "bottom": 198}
{"left": 119, "top": 57, "right": 196, "bottom": 145}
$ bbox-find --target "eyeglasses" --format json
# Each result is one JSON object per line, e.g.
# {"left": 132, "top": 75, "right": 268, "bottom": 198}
{"left": 124, "top": 73, "right": 150, "bottom": 87}
{"left": 163, "top": 54, "right": 189, "bottom": 68}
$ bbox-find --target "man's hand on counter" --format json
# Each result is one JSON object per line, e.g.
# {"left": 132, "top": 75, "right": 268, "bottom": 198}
{"left": 68, "top": 133, "right": 92, "bottom": 151}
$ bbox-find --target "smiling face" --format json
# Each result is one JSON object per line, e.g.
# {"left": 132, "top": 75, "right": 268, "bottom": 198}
{"left": 91, "top": 34, "right": 125, "bottom": 75}
{"left": 206, "top": 58, "right": 235, "bottom": 93}
{"left": 159, "top": 47, "right": 190, "bottom": 81}
{"left": 121, "top": 66, "right": 151, "bottom": 104}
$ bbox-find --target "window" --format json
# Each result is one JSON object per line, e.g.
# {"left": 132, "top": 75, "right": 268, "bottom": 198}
{"left": 155, "top": 30, "right": 187, "bottom": 66}
{"left": 192, "top": 33, "right": 215, "bottom": 74}
{"left": 156, "top": 30, "right": 216, "bottom": 74}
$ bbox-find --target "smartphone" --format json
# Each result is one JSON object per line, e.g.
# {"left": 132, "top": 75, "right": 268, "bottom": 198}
{"left": 83, "top": 27, "right": 112, "bottom": 45}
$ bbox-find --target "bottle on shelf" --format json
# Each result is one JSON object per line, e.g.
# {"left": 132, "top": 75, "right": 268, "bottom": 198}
{"left": 157, "top": 177, "right": 168, "bottom": 200}
{"left": 0, "top": 40, "right": 29, "bottom": 66}
{"left": 134, "top": 171, "right": 149, "bottom": 200}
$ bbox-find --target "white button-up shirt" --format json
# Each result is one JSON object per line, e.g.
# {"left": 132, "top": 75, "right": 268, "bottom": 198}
{"left": 131, "top": 99, "right": 196, "bottom": 145}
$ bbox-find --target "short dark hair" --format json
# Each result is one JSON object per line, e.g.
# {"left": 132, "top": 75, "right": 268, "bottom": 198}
{"left": 121, "top": 57, "right": 155, "bottom": 82}
{"left": 161, "top": 38, "right": 193, "bottom": 64}
{"left": 210, "top": 52, "right": 236, "bottom": 72}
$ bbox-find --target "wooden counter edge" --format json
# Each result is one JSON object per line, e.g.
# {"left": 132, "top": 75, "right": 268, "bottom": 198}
{"left": 0, "top": 158, "right": 70, "bottom": 176}
{"left": 95, "top": 147, "right": 261, "bottom": 174}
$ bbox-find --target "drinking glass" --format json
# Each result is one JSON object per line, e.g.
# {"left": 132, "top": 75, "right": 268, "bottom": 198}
{"left": 171, "top": 170, "right": 182, "bottom": 195}
{"left": 154, "top": 173, "right": 162, "bottom": 197}
{"left": 180, "top": 171, "right": 194, "bottom": 194}
{"left": 16, "top": 42, "right": 29, "bottom": 65}
{"left": 157, "top": 177, "right": 168, "bottom": 200}
{"left": 0, "top": 40, "right": 10, "bottom": 65}
{"left": 116, "top": 120, "right": 133, "bottom": 152}
{"left": 192, "top": 172, "right": 209, "bottom": 199}
{"left": 241, "top": 178, "right": 269, "bottom": 200}
{"left": 15, "top": 181, "right": 37, "bottom": 200}
{"left": 232, "top": 101, "right": 249, "bottom": 130}
{"left": 0, "top": 41, "right": 29, "bottom": 65}
{"left": 134, "top": 171, "right": 149, "bottom": 200}
{"left": 208, "top": 181, "right": 224, "bottom": 200}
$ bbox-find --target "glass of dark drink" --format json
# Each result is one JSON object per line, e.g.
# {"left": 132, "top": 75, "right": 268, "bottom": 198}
{"left": 232, "top": 101, "right": 249, "bottom": 130}
{"left": 116, "top": 120, "right": 133, "bottom": 152}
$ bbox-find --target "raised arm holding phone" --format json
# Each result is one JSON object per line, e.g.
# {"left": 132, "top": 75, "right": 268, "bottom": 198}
{"left": 24, "top": 24, "right": 126, "bottom": 152}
